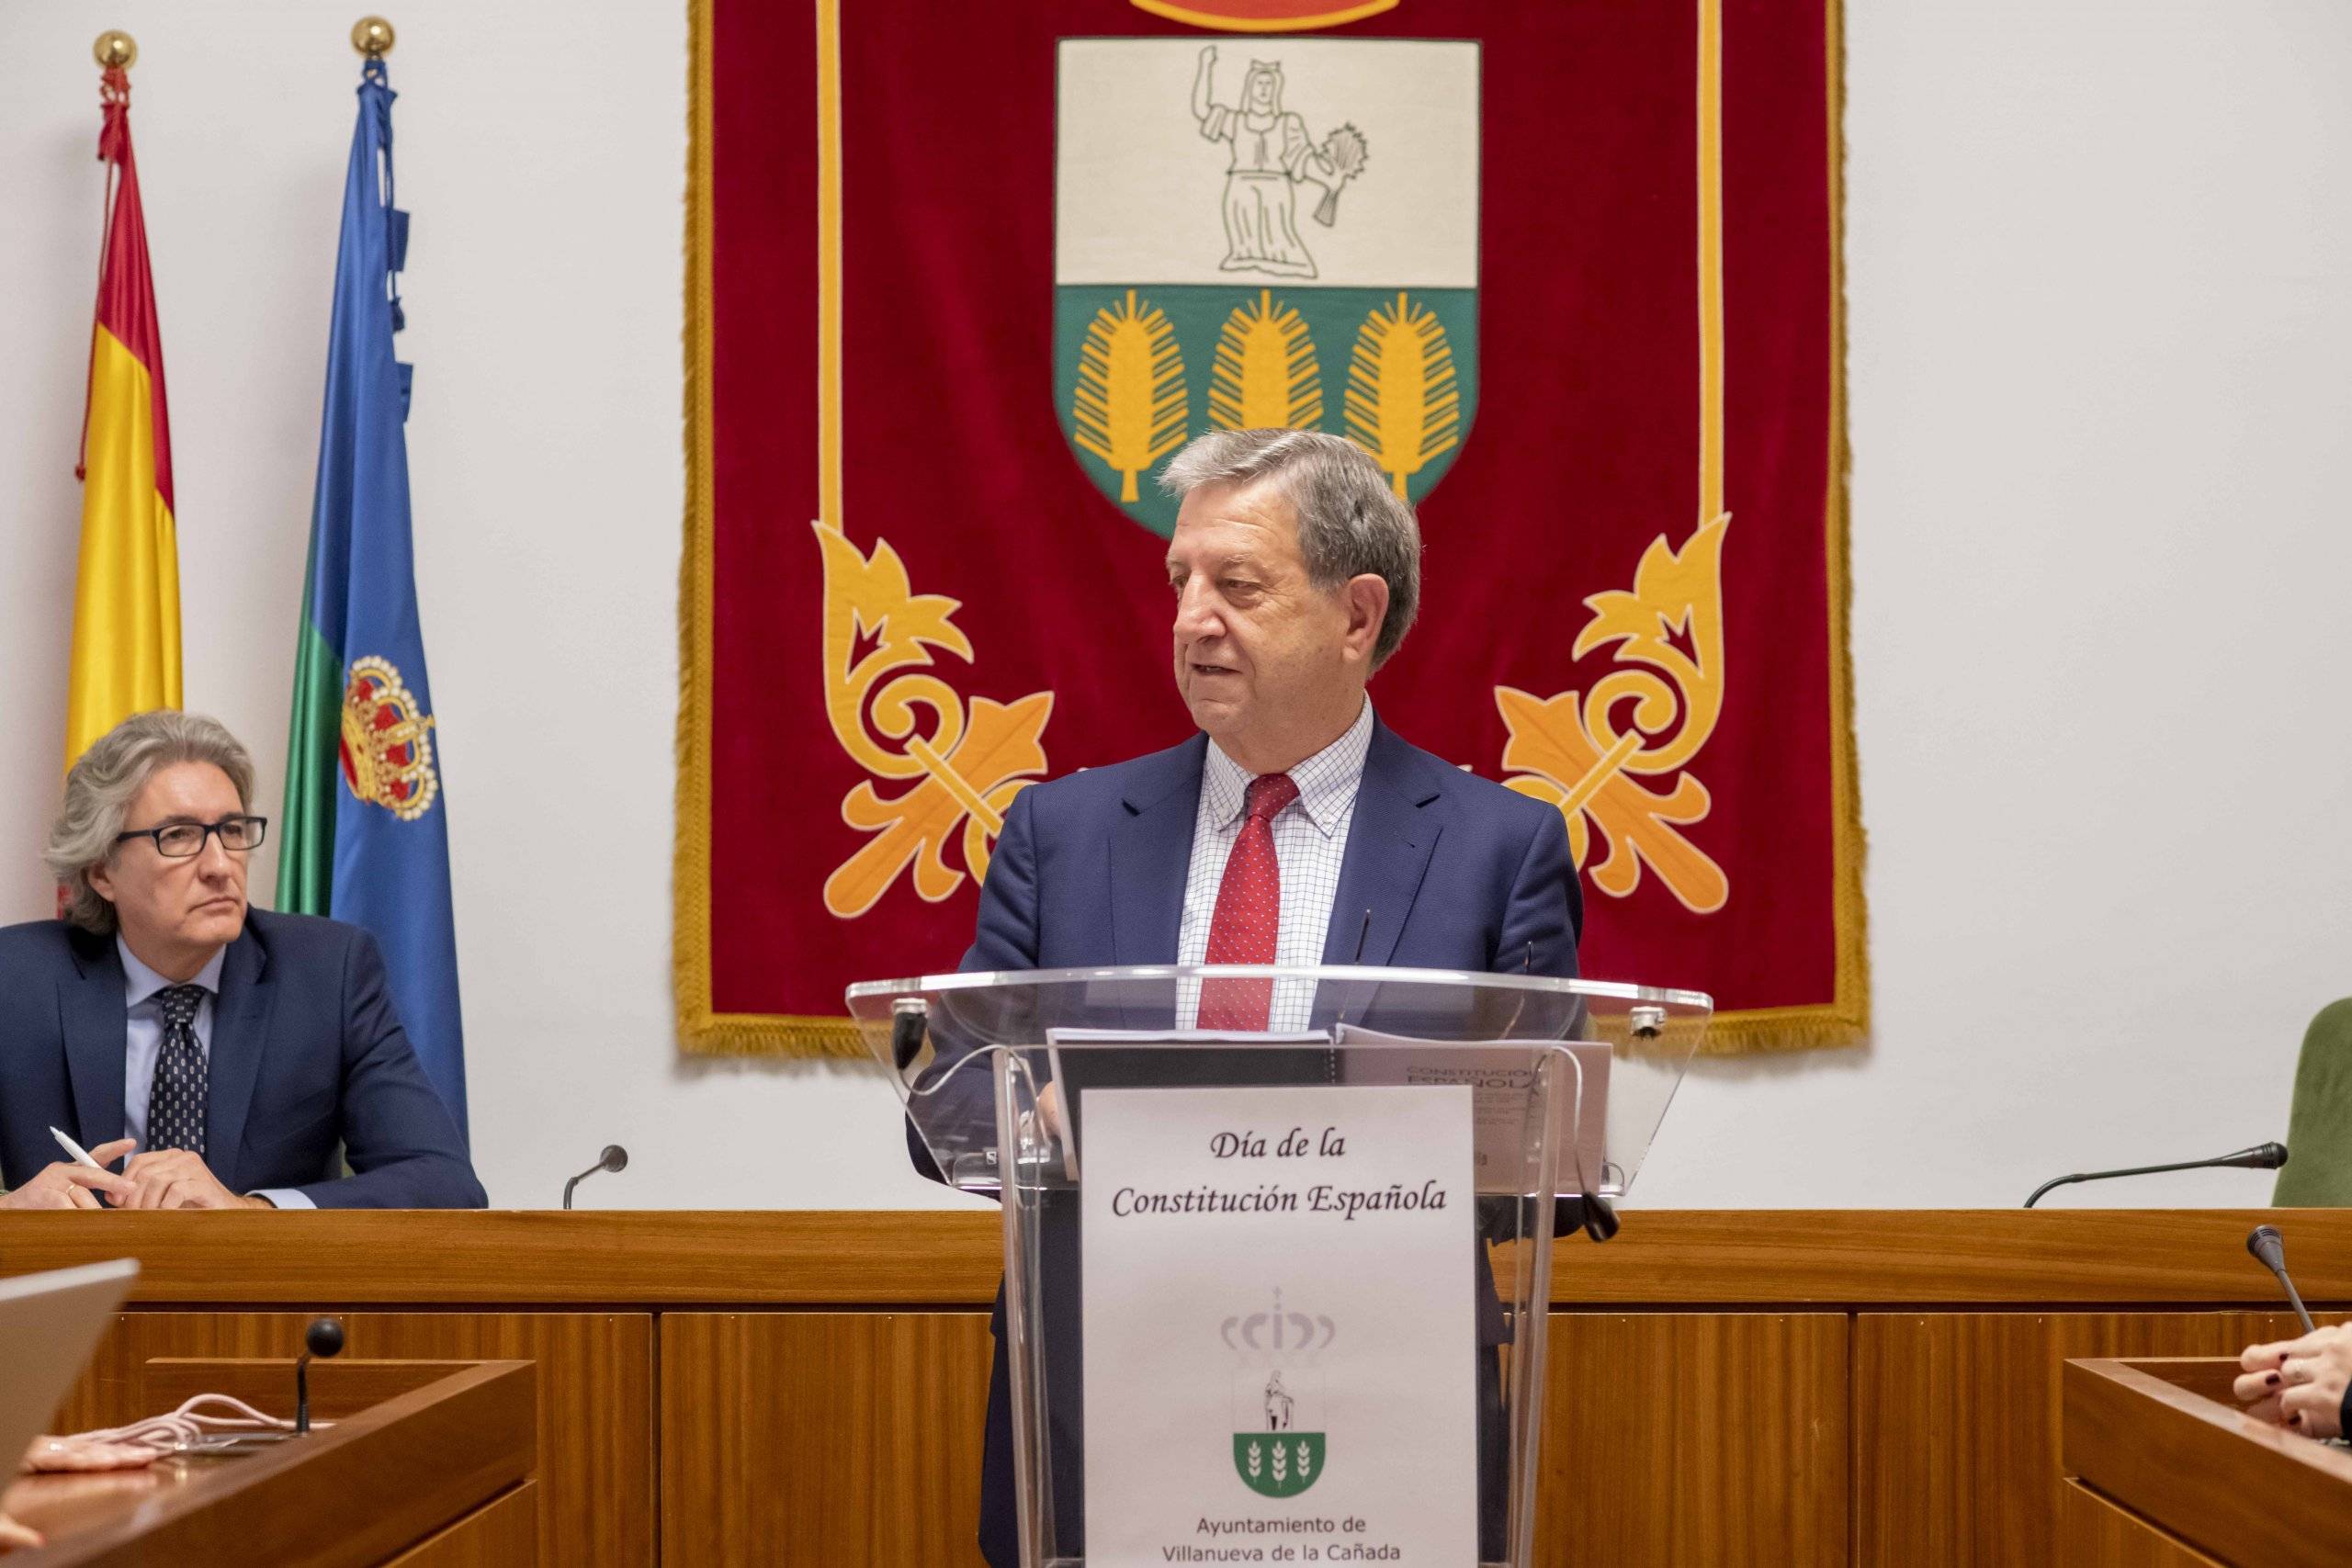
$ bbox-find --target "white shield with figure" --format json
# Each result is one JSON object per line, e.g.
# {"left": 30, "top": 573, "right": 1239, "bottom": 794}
{"left": 1054, "top": 36, "right": 1482, "bottom": 536}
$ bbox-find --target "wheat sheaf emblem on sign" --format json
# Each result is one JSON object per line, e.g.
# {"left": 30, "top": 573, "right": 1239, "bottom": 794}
{"left": 1209, "top": 289, "right": 1324, "bottom": 432}
{"left": 1346, "top": 291, "right": 1461, "bottom": 499}
{"left": 1072, "top": 288, "right": 1188, "bottom": 503}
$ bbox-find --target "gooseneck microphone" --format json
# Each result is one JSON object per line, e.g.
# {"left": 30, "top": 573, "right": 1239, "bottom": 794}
{"left": 2022, "top": 1142, "right": 2288, "bottom": 1208}
{"left": 2248, "top": 1224, "right": 2317, "bottom": 1334}
{"left": 1331, "top": 909, "right": 1375, "bottom": 1034}
{"left": 295, "top": 1317, "right": 344, "bottom": 1435}
{"left": 562, "top": 1145, "right": 630, "bottom": 1210}
{"left": 1574, "top": 1190, "right": 1621, "bottom": 1244}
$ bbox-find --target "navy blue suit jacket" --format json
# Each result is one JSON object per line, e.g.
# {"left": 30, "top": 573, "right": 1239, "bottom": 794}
{"left": 0, "top": 909, "right": 485, "bottom": 1209}
{"left": 962, "top": 716, "right": 1581, "bottom": 976}
{"left": 941, "top": 714, "right": 1579, "bottom": 1567}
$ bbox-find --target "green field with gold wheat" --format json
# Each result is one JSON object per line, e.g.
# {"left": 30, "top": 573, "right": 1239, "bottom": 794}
{"left": 1056, "top": 284, "right": 1478, "bottom": 536}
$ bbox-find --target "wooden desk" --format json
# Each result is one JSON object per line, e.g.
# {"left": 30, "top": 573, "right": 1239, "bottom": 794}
{"left": 2062, "top": 1357, "right": 2352, "bottom": 1567}
{"left": 2, "top": 1209, "right": 2345, "bottom": 1566}
{"left": 6, "top": 1358, "right": 534, "bottom": 1567}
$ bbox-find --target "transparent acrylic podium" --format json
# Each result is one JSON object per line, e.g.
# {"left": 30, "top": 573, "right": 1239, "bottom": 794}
{"left": 847, "top": 964, "right": 1711, "bottom": 1568}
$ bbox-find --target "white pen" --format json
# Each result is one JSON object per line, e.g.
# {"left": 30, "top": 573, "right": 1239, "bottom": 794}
{"left": 50, "top": 1125, "right": 107, "bottom": 1171}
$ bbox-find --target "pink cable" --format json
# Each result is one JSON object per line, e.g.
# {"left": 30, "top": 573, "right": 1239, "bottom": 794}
{"left": 65, "top": 1393, "right": 317, "bottom": 1454}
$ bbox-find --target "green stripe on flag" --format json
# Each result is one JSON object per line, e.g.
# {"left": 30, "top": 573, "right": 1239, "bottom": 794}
{"left": 277, "top": 616, "right": 342, "bottom": 914}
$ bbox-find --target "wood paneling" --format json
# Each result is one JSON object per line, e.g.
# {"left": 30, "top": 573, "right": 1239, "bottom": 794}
{"left": 141, "top": 1359, "right": 478, "bottom": 1419}
{"left": 1542, "top": 1209, "right": 2352, "bottom": 1305}
{"left": 387, "top": 1482, "right": 538, "bottom": 1567}
{"left": 14, "top": 1361, "right": 531, "bottom": 1567}
{"left": 661, "top": 1312, "right": 994, "bottom": 1567}
{"left": 50, "top": 1312, "right": 651, "bottom": 1568}
{"left": 6, "top": 1213, "right": 2348, "bottom": 1564}
{"left": 4, "top": 1209, "right": 2352, "bottom": 1306}
{"left": 2064, "top": 1359, "right": 2352, "bottom": 1568}
{"left": 2059, "top": 1481, "right": 2224, "bottom": 1567}
{"left": 0, "top": 1211, "right": 1006, "bottom": 1304}
{"left": 3, "top": 1469, "right": 176, "bottom": 1552}
{"left": 1852, "top": 1312, "right": 2342, "bottom": 1567}
{"left": 1539, "top": 1314, "right": 1848, "bottom": 1567}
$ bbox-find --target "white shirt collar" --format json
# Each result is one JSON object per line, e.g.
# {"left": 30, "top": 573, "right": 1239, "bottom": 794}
{"left": 118, "top": 934, "right": 226, "bottom": 1010}
{"left": 1203, "top": 698, "right": 1375, "bottom": 840}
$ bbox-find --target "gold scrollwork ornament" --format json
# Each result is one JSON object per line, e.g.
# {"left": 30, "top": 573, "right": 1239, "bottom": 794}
{"left": 812, "top": 521, "right": 1054, "bottom": 918}
{"left": 1498, "top": 513, "right": 1732, "bottom": 914}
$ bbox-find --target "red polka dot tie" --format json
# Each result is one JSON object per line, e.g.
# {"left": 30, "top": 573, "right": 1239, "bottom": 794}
{"left": 1199, "top": 773, "right": 1300, "bottom": 1031}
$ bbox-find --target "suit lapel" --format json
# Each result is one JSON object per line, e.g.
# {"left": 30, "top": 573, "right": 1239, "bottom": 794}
{"left": 204, "top": 922, "right": 277, "bottom": 1189}
{"left": 62, "top": 939, "right": 129, "bottom": 1150}
{"left": 1324, "top": 721, "right": 1442, "bottom": 967}
{"left": 1110, "top": 736, "right": 1208, "bottom": 965}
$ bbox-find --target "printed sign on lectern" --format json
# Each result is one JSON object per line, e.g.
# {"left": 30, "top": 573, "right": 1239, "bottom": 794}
{"left": 1081, "top": 1084, "right": 1477, "bottom": 1565}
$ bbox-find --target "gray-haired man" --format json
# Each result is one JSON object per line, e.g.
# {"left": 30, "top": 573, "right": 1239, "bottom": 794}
{"left": 917, "top": 429, "right": 1581, "bottom": 1566}
{"left": 0, "top": 710, "right": 482, "bottom": 1211}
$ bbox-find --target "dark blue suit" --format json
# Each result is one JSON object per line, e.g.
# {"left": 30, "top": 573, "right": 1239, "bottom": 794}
{"left": 0, "top": 908, "right": 485, "bottom": 1209}
{"left": 965, "top": 718, "right": 1579, "bottom": 977}
{"left": 941, "top": 716, "right": 1580, "bottom": 1566}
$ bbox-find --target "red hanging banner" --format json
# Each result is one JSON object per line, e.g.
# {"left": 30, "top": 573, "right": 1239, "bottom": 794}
{"left": 678, "top": 0, "right": 1862, "bottom": 1054}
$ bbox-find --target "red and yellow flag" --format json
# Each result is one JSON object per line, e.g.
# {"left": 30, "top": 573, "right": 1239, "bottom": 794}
{"left": 65, "top": 65, "right": 179, "bottom": 767}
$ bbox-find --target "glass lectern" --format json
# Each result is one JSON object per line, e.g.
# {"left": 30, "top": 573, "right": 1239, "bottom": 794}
{"left": 848, "top": 964, "right": 1710, "bottom": 1568}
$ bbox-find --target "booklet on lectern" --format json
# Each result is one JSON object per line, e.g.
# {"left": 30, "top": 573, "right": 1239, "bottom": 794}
{"left": 1335, "top": 1023, "right": 1612, "bottom": 1196}
{"left": 1043, "top": 1028, "right": 1333, "bottom": 1181}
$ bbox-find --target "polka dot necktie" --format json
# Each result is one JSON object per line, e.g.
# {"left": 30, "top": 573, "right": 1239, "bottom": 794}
{"left": 148, "top": 984, "right": 209, "bottom": 1159}
{"left": 1198, "top": 773, "right": 1300, "bottom": 1032}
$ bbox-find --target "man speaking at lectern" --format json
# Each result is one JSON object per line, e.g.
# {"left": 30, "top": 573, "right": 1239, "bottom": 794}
{"left": 939, "top": 428, "right": 1581, "bottom": 1565}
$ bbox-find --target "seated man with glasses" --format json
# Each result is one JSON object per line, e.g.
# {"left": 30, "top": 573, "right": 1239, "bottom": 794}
{"left": 0, "top": 710, "right": 483, "bottom": 1210}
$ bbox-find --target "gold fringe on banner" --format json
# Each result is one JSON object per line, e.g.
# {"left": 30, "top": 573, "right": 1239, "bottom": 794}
{"left": 1701, "top": 0, "right": 1868, "bottom": 1055}
{"left": 673, "top": 0, "right": 865, "bottom": 1057}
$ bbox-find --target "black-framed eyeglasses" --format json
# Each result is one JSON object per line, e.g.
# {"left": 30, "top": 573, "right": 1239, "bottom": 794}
{"left": 114, "top": 816, "right": 269, "bottom": 858}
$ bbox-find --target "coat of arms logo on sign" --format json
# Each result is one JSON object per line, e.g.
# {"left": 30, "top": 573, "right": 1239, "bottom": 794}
{"left": 1226, "top": 1288, "right": 1336, "bottom": 1497}
{"left": 1055, "top": 38, "right": 1480, "bottom": 536}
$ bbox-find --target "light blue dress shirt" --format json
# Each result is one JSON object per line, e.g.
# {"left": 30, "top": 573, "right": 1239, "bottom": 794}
{"left": 118, "top": 937, "right": 313, "bottom": 1209}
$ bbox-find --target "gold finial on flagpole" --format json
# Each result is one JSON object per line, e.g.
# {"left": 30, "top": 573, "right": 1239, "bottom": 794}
{"left": 351, "top": 17, "right": 396, "bottom": 57}
{"left": 92, "top": 31, "right": 138, "bottom": 70}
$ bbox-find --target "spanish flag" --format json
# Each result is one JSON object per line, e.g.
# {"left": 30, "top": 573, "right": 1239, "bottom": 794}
{"left": 65, "top": 65, "right": 178, "bottom": 768}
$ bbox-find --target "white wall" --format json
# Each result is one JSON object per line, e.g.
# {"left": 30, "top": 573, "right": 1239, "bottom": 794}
{"left": 3, "top": 0, "right": 2346, "bottom": 1213}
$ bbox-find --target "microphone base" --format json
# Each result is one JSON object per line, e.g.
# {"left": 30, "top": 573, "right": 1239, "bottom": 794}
{"left": 1476, "top": 1196, "right": 1617, "bottom": 1244}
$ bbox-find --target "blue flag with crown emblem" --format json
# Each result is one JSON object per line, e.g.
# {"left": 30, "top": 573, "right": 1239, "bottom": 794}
{"left": 277, "top": 57, "right": 467, "bottom": 1134}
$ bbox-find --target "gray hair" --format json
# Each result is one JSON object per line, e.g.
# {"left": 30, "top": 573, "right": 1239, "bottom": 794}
{"left": 1159, "top": 428, "right": 1422, "bottom": 669}
{"left": 45, "top": 710, "right": 255, "bottom": 935}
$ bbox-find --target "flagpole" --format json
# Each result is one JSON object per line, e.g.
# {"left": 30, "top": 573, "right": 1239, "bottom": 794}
{"left": 76, "top": 32, "right": 136, "bottom": 486}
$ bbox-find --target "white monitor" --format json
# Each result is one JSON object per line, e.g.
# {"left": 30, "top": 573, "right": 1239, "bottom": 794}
{"left": 0, "top": 1258, "right": 138, "bottom": 1467}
